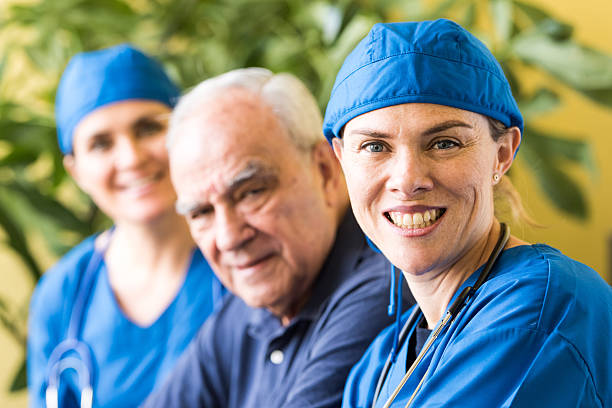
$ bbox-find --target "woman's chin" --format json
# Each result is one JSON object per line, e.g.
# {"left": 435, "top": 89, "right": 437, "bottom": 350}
{"left": 112, "top": 203, "right": 176, "bottom": 225}
{"left": 380, "top": 244, "right": 443, "bottom": 277}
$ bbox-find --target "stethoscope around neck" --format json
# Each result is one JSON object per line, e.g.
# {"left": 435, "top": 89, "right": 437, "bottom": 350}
{"left": 372, "top": 223, "right": 510, "bottom": 408}
{"left": 45, "top": 231, "right": 113, "bottom": 408}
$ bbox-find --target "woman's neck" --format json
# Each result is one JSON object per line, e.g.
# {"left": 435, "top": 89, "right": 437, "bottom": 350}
{"left": 101, "top": 210, "right": 197, "bottom": 326}
{"left": 404, "top": 221, "right": 503, "bottom": 329}
{"left": 111, "top": 211, "right": 193, "bottom": 266}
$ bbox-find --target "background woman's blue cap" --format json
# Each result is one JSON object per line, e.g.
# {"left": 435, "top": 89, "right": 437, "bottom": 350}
{"left": 55, "top": 43, "right": 180, "bottom": 154}
{"left": 323, "top": 19, "right": 523, "bottom": 144}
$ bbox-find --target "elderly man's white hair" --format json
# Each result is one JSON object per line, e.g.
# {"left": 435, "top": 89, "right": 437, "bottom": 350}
{"left": 167, "top": 67, "right": 324, "bottom": 151}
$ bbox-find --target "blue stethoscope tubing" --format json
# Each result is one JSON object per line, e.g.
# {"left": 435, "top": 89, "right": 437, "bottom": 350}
{"left": 45, "top": 232, "right": 106, "bottom": 408}
{"left": 372, "top": 223, "right": 510, "bottom": 408}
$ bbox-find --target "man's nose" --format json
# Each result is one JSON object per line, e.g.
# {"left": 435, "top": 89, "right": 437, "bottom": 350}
{"left": 385, "top": 149, "right": 434, "bottom": 199}
{"left": 214, "top": 207, "right": 256, "bottom": 252}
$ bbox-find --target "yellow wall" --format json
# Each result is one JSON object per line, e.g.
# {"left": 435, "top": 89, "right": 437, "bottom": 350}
{"left": 0, "top": 0, "right": 611, "bottom": 406}
{"left": 511, "top": 0, "right": 612, "bottom": 282}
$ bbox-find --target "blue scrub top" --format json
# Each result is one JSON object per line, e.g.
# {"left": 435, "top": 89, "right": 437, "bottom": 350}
{"left": 27, "top": 234, "right": 224, "bottom": 407}
{"left": 343, "top": 244, "right": 612, "bottom": 407}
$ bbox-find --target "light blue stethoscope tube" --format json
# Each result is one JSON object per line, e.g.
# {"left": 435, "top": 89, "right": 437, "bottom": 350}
{"left": 44, "top": 231, "right": 110, "bottom": 408}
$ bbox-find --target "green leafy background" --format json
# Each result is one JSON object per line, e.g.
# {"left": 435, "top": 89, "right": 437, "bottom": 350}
{"left": 1, "top": 0, "right": 611, "bottom": 405}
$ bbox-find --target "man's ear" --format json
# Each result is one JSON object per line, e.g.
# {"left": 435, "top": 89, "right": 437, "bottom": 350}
{"left": 496, "top": 127, "right": 521, "bottom": 176}
{"left": 311, "top": 140, "right": 344, "bottom": 207}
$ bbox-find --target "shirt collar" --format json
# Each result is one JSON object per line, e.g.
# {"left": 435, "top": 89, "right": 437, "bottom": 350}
{"left": 246, "top": 210, "right": 367, "bottom": 338}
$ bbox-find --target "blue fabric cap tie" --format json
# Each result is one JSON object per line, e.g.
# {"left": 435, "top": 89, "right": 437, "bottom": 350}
{"left": 323, "top": 19, "right": 523, "bottom": 145}
{"left": 55, "top": 43, "right": 180, "bottom": 154}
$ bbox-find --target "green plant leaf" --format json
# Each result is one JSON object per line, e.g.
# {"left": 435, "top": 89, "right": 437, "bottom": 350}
{"left": 0, "top": 297, "right": 26, "bottom": 345}
{"left": 0, "top": 149, "right": 40, "bottom": 168}
{"left": 499, "top": 61, "right": 522, "bottom": 98}
{"left": 523, "top": 126, "right": 597, "bottom": 177}
{"left": 513, "top": 0, "right": 550, "bottom": 22}
{"left": 8, "top": 181, "right": 90, "bottom": 234}
{"left": 423, "top": 0, "right": 465, "bottom": 20}
{"left": 301, "top": 2, "right": 343, "bottom": 45}
{"left": 518, "top": 88, "right": 560, "bottom": 118}
{"left": 520, "top": 144, "right": 589, "bottom": 218}
{"left": 580, "top": 88, "right": 612, "bottom": 107}
{"left": 0, "top": 196, "right": 42, "bottom": 281}
{"left": 490, "top": 0, "right": 513, "bottom": 43}
{"left": 0, "top": 54, "right": 7, "bottom": 85}
{"left": 460, "top": 2, "right": 477, "bottom": 29}
{"left": 9, "top": 359, "right": 27, "bottom": 392}
{"left": 513, "top": 1, "right": 573, "bottom": 39}
{"left": 511, "top": 29, "right": 612, "bottom": 106}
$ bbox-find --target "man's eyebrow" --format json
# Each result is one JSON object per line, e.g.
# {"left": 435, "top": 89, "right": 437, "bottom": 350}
{"left": 175, "top": 200, "right": 202, "bottom": 216}
{"left": 175, "top": 162, "right": 278, "bottom": 216}
{"left": 226, "top": 162, "right": 278, "bottom": 193}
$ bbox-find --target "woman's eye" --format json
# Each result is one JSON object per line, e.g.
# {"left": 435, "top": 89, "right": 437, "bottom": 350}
{"left": 136, "top": 120, "right": 165, "bottom": 137}
{"left": 363, "top": 142, "right": 386, "bottom": 153}
{"left": 89, "top": 138, "right": 112, "bottom": 152}
{"left": 433, "top": 139, "right": 459, "bottom": 150}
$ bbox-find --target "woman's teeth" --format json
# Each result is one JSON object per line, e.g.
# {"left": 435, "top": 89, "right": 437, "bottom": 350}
{"left": 388, "top": 209, "right": 443, "bottom": 229}
{"left": 125, "top": 175, "right": 159, "bottom": 189}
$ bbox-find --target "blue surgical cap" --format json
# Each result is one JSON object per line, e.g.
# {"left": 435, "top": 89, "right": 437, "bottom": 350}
{"left": 323, "top": 19, "right": 523, "bottom": 144}
{"left": 55, "top": 43, "right": 180, "bottom": 154}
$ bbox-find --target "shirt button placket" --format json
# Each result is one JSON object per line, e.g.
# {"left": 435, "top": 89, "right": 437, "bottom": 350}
{"left": 269, "top": 349, "right": 284, "bottom": 365}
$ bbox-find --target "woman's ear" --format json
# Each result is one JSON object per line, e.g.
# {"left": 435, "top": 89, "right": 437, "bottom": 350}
{"left": 63, "top": 154, "right": 86, "bottom": 192}
{"left": 496, "top": 127, "right": 521, "bottom": 176}
{"left": 331, "top": 137, "right": 344, "bottom": 162}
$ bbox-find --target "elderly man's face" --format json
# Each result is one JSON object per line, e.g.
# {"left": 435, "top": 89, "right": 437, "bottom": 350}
{"left": 170, "top": 90, "right": 339, "bottom": 323}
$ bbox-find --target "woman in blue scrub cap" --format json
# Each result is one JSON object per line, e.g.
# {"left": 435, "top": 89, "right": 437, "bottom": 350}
{"left": 324, "top": 19, "right": 612, "bottom": 407}
{"left": 27, "top": 44, "right": 223, "bottom": 408}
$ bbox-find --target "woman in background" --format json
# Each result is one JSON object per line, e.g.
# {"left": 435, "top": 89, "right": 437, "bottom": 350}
{"left": 27, "top": 44, "right": 223, "bottom": 408}
{"left": 324, "top": 19, "right": 612, "bottom": 407}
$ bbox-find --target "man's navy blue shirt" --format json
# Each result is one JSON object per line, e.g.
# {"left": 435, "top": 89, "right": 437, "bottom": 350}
{"left": 144, "top": 211, "right": 413, "bottom": 408}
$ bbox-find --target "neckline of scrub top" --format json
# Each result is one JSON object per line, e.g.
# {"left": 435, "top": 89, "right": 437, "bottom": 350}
{"left": 99, "top": 247, "right": 199, "bottom": 330}
{"left": 379, "top": 244, "right": 538, "bottom": 405}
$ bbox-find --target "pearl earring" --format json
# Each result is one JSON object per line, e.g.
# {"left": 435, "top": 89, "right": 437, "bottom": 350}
{"left": 493, "top": 173, "right": 500, "bottom": 183}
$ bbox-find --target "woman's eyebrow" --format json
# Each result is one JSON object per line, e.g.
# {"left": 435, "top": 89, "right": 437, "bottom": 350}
{"left": 132, "top": 114, "right": 167, "bottom": 128}
{"left": 422, "top": 120, "right": 472, "bottom": 136}
{"left": 346, "top": 129, "right": 392, "bottom": 139}
{"left": 347, "top": 121, "right": 472, "bottom": 139}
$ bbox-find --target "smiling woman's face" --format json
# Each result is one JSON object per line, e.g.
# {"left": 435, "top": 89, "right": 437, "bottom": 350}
{"left": 334, "top": 103, "right": 505, "bottom": 276}
{"left": 65, "top": 100, "right": 176, "bottom": 224}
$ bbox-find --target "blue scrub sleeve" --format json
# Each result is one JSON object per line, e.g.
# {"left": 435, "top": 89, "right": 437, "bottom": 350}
{"left": 409, "top": 328, "right": 600, "bottom": 407}
{"left": 27, "top": 273, "right": 79, "bottom": 408}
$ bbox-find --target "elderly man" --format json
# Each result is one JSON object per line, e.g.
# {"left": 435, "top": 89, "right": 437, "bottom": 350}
{"left": 144, "top": 68, "right": 412, "bottom": 408}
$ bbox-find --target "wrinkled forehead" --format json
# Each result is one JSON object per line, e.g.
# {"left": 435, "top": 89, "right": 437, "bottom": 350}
{"left": 342, "top": 103, "right": 489, "bottom": 138}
